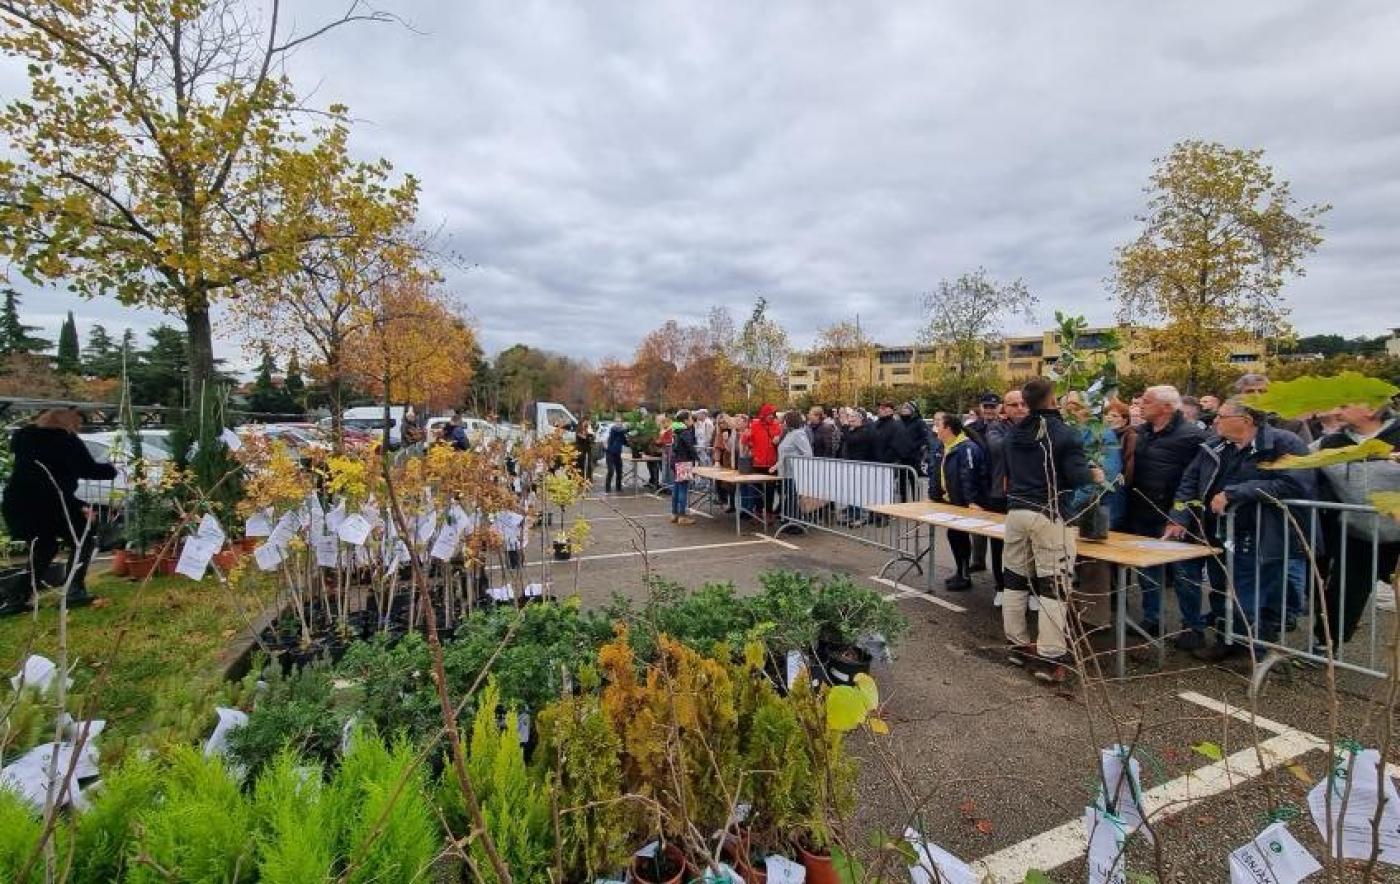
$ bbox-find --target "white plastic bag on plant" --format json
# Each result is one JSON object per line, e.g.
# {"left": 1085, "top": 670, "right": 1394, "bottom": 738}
{"left": 764, "top": 855, "right": 805, "bottom": 884}
{"left": 10, "top": 654, "right": 68, "bottom": 693}
{"left": 905, "top": 827, "right": 975, "bottom": 884}
{"left": 204, "top": 706, "right": 249, "bottom": 758}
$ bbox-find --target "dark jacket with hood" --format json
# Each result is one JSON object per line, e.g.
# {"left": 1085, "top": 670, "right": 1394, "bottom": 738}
{"left": 1127, "top": 410, "right": 1207, "bottom": 536}
{"left": 872, "top": 413, "right": 903, "bottom": 464}
{"left": 841, "top": 418, "right": 877, "bottom": 461}
{"left": 2, "top": 425, "right": 118, "bottom": 538}
{"left": 929, "top": 435, "right": 989, "bottom": 508}
{"left": 896, "top": 405, "right": 934, "bottom": 469}
{"left": 1001, "top": 409, "right": 1094, "bottom": 520}
{"left": 1169, "top": 422, "right": 1314, "bottom": 561}
{"left": 671, "top": 424, "right": 698, "bottom": 464}
{"left": 606, "top": 423, "right": 628, "bottom": 455}
{"left": 983, "top": 419, "right": 1013, "bottom": 507}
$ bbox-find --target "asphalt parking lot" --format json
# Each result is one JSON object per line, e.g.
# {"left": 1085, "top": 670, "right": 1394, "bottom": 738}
{"left": 536, "top": 485, "right": 1400, "bottom": 882}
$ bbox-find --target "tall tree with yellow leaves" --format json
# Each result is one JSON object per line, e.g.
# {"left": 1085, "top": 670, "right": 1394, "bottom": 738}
{"left": 0, "top": 0, "right": 395, "bottom": 399}
{"left": 1112, "top": 140, "right": 1328, "bottom": 393}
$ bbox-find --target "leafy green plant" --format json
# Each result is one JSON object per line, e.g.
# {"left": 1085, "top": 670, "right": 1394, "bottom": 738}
{"left": 327, "top": 730, "right": 437, "bottom": 884}
{"left": 127, "top": 746, "right": 255, "bottom": 884}
{"left": 750, "top": 571, "right": 822, "bottom": 654}
{"left": 441, "top": 680, "right": 553, "bottom": 884}
{"left": 227, "top": 665, "right": 345, "bottom": 779}
{"left": 67, "top": 754, "right": 162, "bottom": 884}
{"left": 1243, "top": 371, "right": 1397, "bottom": 418}
{"left": 535, "top": 680, "right": 631, "bottom": 881}
{"left": 613, "top": 579, "right": 761, "bottom": 660}
{"left": 250, "top": 750, "right": 335, "bottom": 883}
{"left": 809, "top": 573, "right": 907, "bottom": 651}
{"left": 0, "top": 783, "right": 45, "bottom": 882}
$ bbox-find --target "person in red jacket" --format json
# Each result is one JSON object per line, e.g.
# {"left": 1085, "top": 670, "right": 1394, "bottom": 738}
{"left": 744, "top": 403, "right": 783, "bottom": 514}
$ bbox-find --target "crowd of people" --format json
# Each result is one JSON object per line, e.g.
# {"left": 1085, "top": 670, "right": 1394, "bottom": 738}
{"left": 597, "top": 371, "right": 1400, "bottom": 683}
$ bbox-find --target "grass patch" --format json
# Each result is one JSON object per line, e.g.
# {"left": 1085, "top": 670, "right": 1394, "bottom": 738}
{"left": 0, "top": 565, "right": 267, "bottom": 752}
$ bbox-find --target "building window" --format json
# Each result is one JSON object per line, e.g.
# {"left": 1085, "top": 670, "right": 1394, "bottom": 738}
{"left": 791, "top": 384, "right": 807, "bottom": 392}
{"left": 791, "top": 369, "right": 808, "bottom": 377}
{"left": 1074, "top": 333, "right": 1111, "bottom": 350}
{"left": 1007, "top": 341, "right": 1043, "bottom": 358}
{"left": 1229, "top": 353, "right": 1261, "bottom": 364}
{"left": 879, "top": 349, "right": 913, "bottom": 364}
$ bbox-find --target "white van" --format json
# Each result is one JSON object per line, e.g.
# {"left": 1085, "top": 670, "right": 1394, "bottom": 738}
{"left": 342, "top": 405, "right": 406, "bottom": 448}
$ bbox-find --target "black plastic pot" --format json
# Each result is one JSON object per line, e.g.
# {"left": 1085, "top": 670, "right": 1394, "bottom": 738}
{"left": 1079, "top": 501, "right": 1111, "bottom": 541}
{"left": 551, "top": 541, "right": 571, "bottom": 561}
{"left": 816, "top": 641, "right": 872, "bottom": 686}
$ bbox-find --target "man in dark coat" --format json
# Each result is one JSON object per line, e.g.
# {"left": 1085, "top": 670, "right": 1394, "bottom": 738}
{"left": 1127, "top": 385, "right": 1210, "bottom": 648}
{"left": 1166, "top": 398, "right": 1314, "bottom": 660}
{"left": 980, "top": 389, "right": 1025, "bottom": 599}
{"left": 1000, "top": 378, "right": 1101, "bottom": 683}
{"left": 2, "top": 408, "right": 118, "bottom": 614}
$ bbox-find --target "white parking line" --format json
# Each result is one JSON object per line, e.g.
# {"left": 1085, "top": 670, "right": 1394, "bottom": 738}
{"left": 488, "top": 537, "right": 784, "bottom": 569}
{"left": 974, "top": 692, "right": 1330, "bottom": 881}
{"left": 760, "top": 533, "right": 801, "bottom": 551}
{"left": 867, "top": 576, "right": 967, "bottom": 613}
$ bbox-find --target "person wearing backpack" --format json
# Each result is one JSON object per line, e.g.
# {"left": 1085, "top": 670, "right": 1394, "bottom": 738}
{"left": 929, "top": 412, "right": 989, "bottom": 591}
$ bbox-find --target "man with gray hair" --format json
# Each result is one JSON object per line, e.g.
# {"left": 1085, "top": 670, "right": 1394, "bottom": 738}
{"left": 1234, "top": 373, "right": 1312, "bottom": 443}
{"left": 1127, "top": 385, "right": 1209, "bottom": 647}
{"left": 1166, "top": 398, "right": 1314, "bottom": 660}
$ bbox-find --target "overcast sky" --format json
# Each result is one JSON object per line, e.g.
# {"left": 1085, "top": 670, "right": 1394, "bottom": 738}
{"left": 5, "top": 1, "right": 1399, "bottom": 372}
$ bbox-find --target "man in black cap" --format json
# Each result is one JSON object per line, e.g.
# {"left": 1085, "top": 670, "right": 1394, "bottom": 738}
{"left": 964, "top": 393, "right": 1000, "bottom": 571}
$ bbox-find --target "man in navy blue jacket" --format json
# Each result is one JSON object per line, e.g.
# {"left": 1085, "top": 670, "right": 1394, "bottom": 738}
{"left": 604, "top": 416, "right": 629, "bottom": 494}
{"left": 1165, "top": 398, "right": 1314, "bottom": 660}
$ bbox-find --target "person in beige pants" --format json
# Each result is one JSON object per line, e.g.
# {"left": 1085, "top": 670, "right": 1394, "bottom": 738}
{"left": 996, "top": 378, "right": 1101, "bottom": 683}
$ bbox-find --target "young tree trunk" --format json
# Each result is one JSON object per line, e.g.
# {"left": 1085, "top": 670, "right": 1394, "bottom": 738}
{"left": 185, "top": 302, "right": 215, "bottom": 407}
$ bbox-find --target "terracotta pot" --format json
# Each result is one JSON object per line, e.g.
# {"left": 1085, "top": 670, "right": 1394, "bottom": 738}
{"left": 235, "top": 537, "right": 259, "bottom": 553}
{"left": 629, "top": 844, "right": 687, "bottom": 884}
{"left": 212, "top": 548, "right": 240, "bottom": 572}
{"left": 720, "top": 830, "right": 767, "bottom": 884}
{"left": 798, "top": 845, "right": 838, "bottom": 884}
{"left": 108, "top": 548, "right": 130, "bottom": 578}
{"left": 125, "top": 552, "right": 163, "bottom": 581}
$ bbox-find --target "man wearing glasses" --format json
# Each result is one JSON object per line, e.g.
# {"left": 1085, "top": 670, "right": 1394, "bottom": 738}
{"left": 1165, "top": 399, "right": 1314, "bottom": 661}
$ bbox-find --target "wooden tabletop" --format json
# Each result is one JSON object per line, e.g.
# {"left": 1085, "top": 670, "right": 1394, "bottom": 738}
{"left": 868, "top": 501, "right": 1217, "bottom": 568}
{"left": 693, "top": 466, "right": 783, "bottom": 484}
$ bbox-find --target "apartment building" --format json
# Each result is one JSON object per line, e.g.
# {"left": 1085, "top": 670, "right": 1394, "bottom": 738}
{"left": 787, "top": 326, "right": 1267, "bottom": 398}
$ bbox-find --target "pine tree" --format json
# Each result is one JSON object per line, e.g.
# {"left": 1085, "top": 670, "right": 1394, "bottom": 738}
{"left": 0, "top": 289, "right": 50, "bottom": 356}
{"left": 284, "top": 352, "right": 306, "bottom": 409}
{"left": 56, "top": 311, "right": 81, "bottom": 374}
{"left": 83, "top": 323, "right": 121, "bottom": 378}
{"left": 248, "top": 344, "right": 294, "bottom": 415}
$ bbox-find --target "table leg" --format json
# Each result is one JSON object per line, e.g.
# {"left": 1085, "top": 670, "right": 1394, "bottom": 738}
{"left": 734, "top": 483, "right": 742, "bottom": 536}
{"left": 926, "top": 524, "right": 935, "bottom": 594}
{"left": 1116, "top": 565, "right": 1128, "bottom": 679}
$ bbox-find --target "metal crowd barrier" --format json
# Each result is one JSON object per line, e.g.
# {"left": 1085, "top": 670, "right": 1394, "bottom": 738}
{"left": 1222, "top": 498, "right": 1396, "bottom": 689}
{"left": 778, "top": 455, "right": 931, "bottom": 588}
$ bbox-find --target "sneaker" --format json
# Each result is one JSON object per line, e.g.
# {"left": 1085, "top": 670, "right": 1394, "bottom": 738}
{"left": 1032, "top": 656, "right": 1074, "bottom": 684}
{"left": 1172, "top": 629, "right": 1207, "bottom": 652}
{"left": 1006, "top": 644, "right": 1036, "bottom": 666}
{"left": 944, "top": 575, "right": 972, "bottom": 592}
{"left": 847, "top": 518, "right": 867, "bottom": 529}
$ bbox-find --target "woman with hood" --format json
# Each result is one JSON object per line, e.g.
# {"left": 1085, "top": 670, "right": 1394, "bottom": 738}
{"left": 896, "top": 401, "right": 933, "bottom": 501}
{"left": 745, "top": 403, "right": 782, "bottom": 514}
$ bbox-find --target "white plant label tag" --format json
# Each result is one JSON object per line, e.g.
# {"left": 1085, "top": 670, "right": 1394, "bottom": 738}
{"left": 315, "top": 535, "right": 339, "bottom": 568}
{"left": 904, "top": 827, "right": 976, "bottom": 884}
{"left": 1098, "top": 745, "right": 1151, "bottom": 841}
{"left": 1307, "top": 746, "right": 1400, "bottom": 862}
{"left": 196, "top": 513, "right": 225, "bottom": 544}
{"left": 175, "top": 536, "right": 220, "bottom": 580}
{"left": 1229, "top": 822, "right": 1322, "bottom": 884}
{"left": 204, "top": 706, "right": 248, "bottom": 758}
{"left": 764, "top": 855, "right": 805, "bottom": 884}
{"left": 1085, "top": 807, "right": 1127, "bottom": 884}
{"left": 253, "top": 542, "right": 283, "bottom": 572}
{"left": 337, "top": 514, "right": 372, "bottom": 546}
{"left": 244, "top": 509, "right": 273, "bottom": 538}
{"left": 219, "top": 427, "right": 242, "bottom": 451}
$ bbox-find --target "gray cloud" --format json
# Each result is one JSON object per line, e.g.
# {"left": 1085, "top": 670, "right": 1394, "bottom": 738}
{"left": 8, "top": 0, "right": 1399, "bottom": 367}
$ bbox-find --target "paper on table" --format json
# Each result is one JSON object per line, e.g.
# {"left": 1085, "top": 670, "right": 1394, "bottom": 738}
{"left": 253, "top": 542, "right": 283, "bottom": 571}
{"left": 918, "top": 511, "right": 958, "bottom": 523}
{"left": 1229, "top": 822, "right": 1321, "bottom": 884}
{"left": 175, "top": 536, "right": 220, "bottom": 580}
{"left": 946, "top": 517, "right": 993, "bottom": 529}
{"left": 1307, "top": 747, "right": 1400, "bottom": 862}
{"left": 1132, "top": 540, "right": 1192, "bottom": 551}
{"left": 204, "top": 707, "right": 248, "bottom": 758}
{"left": 219, "top": 427, "right": 243, "bottom": 451}
{"left": 905, "top": 827, "right": 976, "bottom": 884}
{"left": 337, "top": 513, "right": 372, "bottom": 546}
{"left": 488, "top": 585, "right": 515, "bottom": 603}
{"left": 1086, "top": 807, "right": 1128, "bottom": 884}
{"left": 244, "top": 509, "right": 273, "bottom": 537}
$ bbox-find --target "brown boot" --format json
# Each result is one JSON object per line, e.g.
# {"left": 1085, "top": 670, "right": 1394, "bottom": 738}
{"left": 676, "top": 516, "right": 695, "bottom": 525}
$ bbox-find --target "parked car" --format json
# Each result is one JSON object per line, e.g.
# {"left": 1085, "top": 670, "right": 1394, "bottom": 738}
{"left": 75, "top": 429, "right": 173, "bottom": 508}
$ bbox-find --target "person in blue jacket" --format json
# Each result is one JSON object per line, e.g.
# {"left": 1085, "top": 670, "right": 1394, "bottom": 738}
{"left": 928, "top": 412, "right": 988, "bottom": 591}
{"left": 604, "top": 415, "right": 629, "bottom": 494}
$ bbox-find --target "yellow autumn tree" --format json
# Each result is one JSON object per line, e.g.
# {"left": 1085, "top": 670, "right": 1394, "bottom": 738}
{"left": 811, "top": 319, "right": 878, "bottom": 405}
{"left": 344, "top": 275, "right": 476, "bottom": 444}
{"left": 0, "top": 0, "right": 394, "bottom": 398}
{"left": 1113, "top": 140, "right": 1329, "bottom": 393}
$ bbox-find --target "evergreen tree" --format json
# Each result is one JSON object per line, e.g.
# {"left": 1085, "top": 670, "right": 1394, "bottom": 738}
{"left": 130, "top": 324, "right": 191, "bottom": 406}
{"left": 0, "top": 289, "right": 50, "bottom": 356}
{"left": 56, "top": 311, "right": 81, "bottom": 374}
{"left": 82, "top": 323, "right": 122, "bottom": 378}
{"left": 284, "top": 352, "right": 306, "bottom": 409}
{"left": 248, "top": 344, "right": 295, "bottom": 415}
